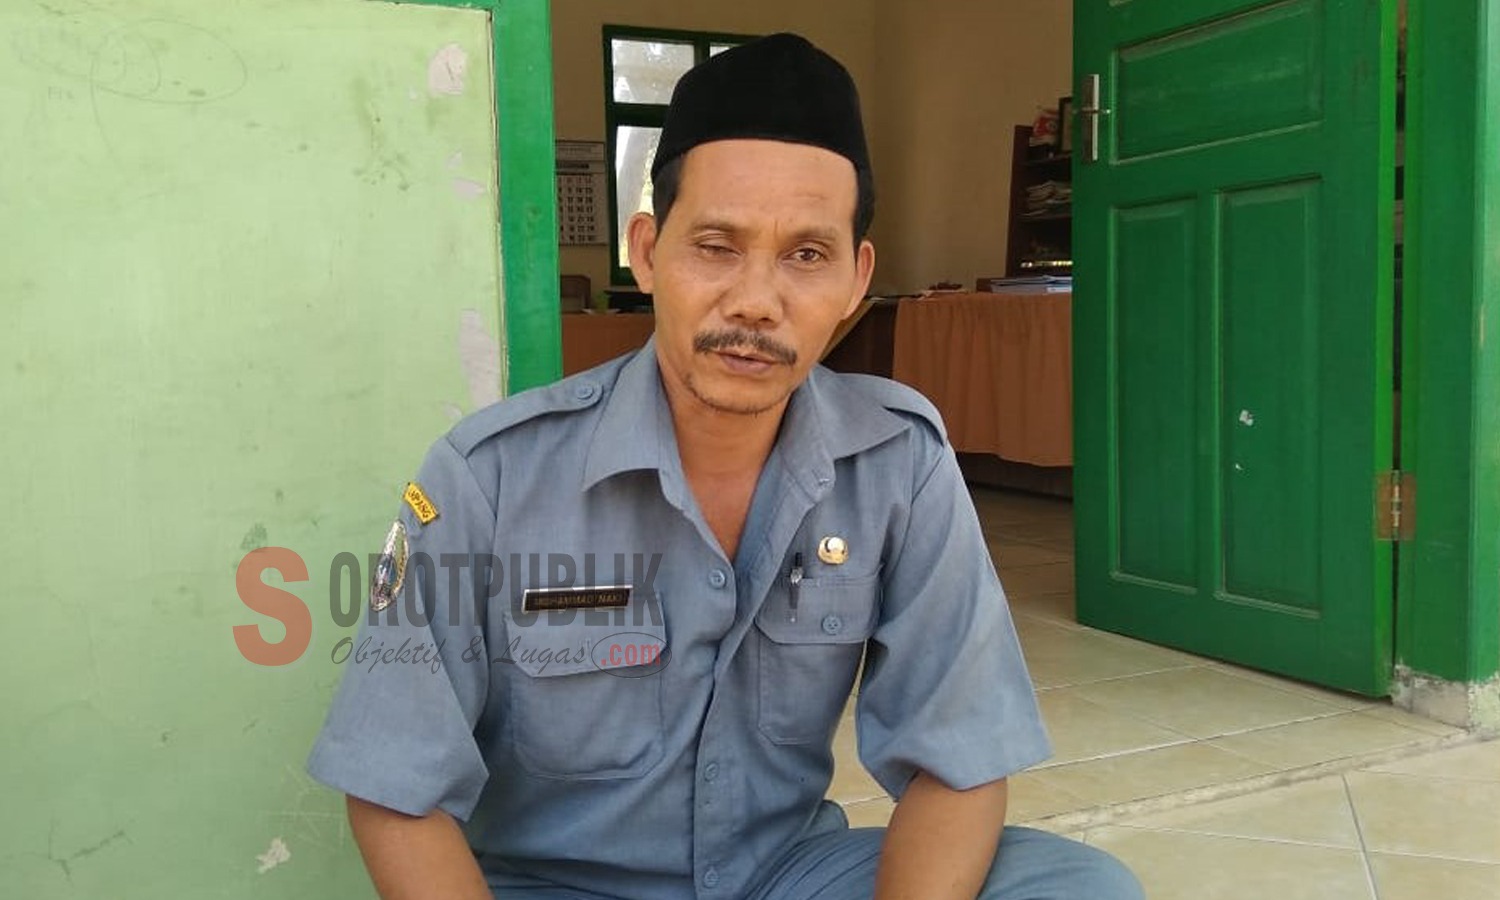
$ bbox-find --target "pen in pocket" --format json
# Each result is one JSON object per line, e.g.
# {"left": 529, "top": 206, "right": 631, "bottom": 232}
{"left": 788, "top": 552, "right": 803, "bottom": 623}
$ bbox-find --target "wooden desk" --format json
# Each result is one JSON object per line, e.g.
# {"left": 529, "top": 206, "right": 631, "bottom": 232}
{"left": 891, "top": 292, "right": 1073, "bottom": 467}
{"left": 561, "top": 313, "right": 655, "bottom": 375}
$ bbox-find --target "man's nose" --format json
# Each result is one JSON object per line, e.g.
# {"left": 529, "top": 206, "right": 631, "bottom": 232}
{"left": 719, "top": 255, "right": 784, "bottom": 327}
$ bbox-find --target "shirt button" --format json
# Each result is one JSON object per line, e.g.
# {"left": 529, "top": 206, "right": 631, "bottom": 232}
{"left": 708, "top": 568, "right": 728, "bottom": 589}
{"left": 821, "top": 614, "right": 844, "bottom": 635}
{"left": 702, "top": 867, "right": 720, "bottom": 888}
{"left": 573, "top": 383, "right": 596, "bottom": 401}
{"left": 703, "top": 762, "right": 719, "bottom": 782}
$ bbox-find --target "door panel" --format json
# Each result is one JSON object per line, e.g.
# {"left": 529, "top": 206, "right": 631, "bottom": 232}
{"left": 1118, "top": 0, "right": 1324, "bottom": 160}
{"left": 1115, "top": 200, "right": 1200, "bottom": 588}
{"left": 1074, "top": 0, "right": 1397, "bottom": 694}
{"left": 1221, "top": 181, "right": 1322, "bottom": 610}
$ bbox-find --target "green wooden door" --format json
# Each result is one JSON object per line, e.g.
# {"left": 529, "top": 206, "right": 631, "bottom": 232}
{"left": 1073, "top": 0, "right": 1398, "bottom": 695}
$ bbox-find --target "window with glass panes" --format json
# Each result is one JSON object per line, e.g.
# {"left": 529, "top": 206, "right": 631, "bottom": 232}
{"left": 603, "top": 27, "right": 755, "bottom": 287}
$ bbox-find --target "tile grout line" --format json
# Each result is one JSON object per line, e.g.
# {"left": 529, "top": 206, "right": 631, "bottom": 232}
{"left": 1049, "top": 688, "right": 1377, "bottom": 739}
{"left": 1030, "top": 735, "right": 1201, "bottom": 771}
{"left": 1197, "top": 707, "right": 1431, "bottom": 742}
{"left": 1347, "top": 766, "right": 1500, "bottom": 787}
{"left": 1101, "top": 821, "right": 1365, "bottom": 854}
{"left": 1343, "top": 773, "right": 1383, "bottom": 900}
{"left": 1197, "top": 664, "right": 1382, "bottom": 710}
{"left": 1032, "top": 661, "right": 1204, "bottom": 692}
{"left": 1049, "top": 668, "right": 1381, "bottom": 724}
{"left": 1353, "top": 848, "right": 1500, "bottom": 867}
{"left": 1019, "top": 730, "right": 1485, "bottom": 835}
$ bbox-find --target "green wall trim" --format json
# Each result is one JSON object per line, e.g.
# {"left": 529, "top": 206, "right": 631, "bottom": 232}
{"left": 1398, "top": 0, "right": 1500, "bottom": 683}
{"left": 396, "top": 0, "right": 562, "bottom": 391}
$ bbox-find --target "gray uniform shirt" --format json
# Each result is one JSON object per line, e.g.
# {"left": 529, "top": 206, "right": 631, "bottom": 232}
{"left": 307, "top": 340, "right": 1050, "bottom": 899}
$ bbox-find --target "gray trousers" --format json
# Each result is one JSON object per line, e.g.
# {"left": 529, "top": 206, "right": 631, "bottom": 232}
{"left": 486, "top": 826, "right": 1144, "bottom": 900}
{"left": 746, "top": 826, "right": 1143, "bottom": 900}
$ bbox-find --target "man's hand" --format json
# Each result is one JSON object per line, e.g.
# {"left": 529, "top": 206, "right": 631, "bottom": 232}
{"left": 873, "top": 772, "right": 1008, "bottom": 900}
{"left": 347, "top": 795, "right": 491, "bottom": 900}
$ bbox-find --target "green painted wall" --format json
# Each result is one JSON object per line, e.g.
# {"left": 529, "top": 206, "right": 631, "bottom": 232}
{"left": 0, "top": 0, "right": 557, "bottom": 894}
{"left": 1398, "top": 0, "right": 1500, "bottom": 684}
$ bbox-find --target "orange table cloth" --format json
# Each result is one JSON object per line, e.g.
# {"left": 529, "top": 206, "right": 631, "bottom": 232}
{"left": 561, "top": 313, "right": 655, "bottom": 375}
{"left": 892, "top": 292, "right": 1073, "bottom": 467}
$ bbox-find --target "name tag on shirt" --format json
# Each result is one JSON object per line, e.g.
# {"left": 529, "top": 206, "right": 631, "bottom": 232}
{"left": 521, "top": 585, "right": 632, "bottom": 613}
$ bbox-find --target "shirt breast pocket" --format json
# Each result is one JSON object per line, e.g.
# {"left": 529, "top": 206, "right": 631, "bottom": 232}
{"left": 503, "top": 604, "right": 667, "bottom": 780}
{"left": 753, "top": 575, "right": 879, "bottom": 745}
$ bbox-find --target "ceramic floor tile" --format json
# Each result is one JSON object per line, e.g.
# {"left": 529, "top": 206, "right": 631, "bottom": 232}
{"left": 1035, "top": 742, "right": 1274, "bottom": 807}
{"left": 1204, "top": 660, "right": 1379, "bottom": 712}
{"left": 840, "top": 796, "right": 894, "bottom": 828}
{"left": 1362, "top": 738, "right": 1500, "bottom": 782}
{"left": 1084, "top": 628, "right": 1205, "bottom": 666}
{"left": 1004, "top": 769, "right": 1095, "bottom": 822}
{"left": 1011, "top": 612, "right": 1081, "bottom": 645}
{"left": 1205, "top": 710, "right": 1435, "bottom": 770}
{"left": 1088, "top": 827, "right": 1375, "bottom": 900}
{"left": 1357, "top": 703, "right": 1465, "bottom": 737}
{"left": 1071, "top": 667, "right": 1348, "bottom": 738}
{"left": 996, "top": 561, "right": 1074, "bottom": 597}
{"left": 1345, "top": 770, "right": 1500, "bottom": 863}
{"left": 986, "top": 538, "right": 1071, "bottom": 568}
{"left": 1034, "top": 688, "right": 1191, "bottom": 767}
{"left": 828, "top": 711, "right": 884, "bottom": 804}
{"left": 1368, "top": 853, "right": 1500, "bottom": 900}
{"left": 1116, "top": 774, "right": 1363, "bottom": 848}
{"left": 1005, "top": 589, "right": 1077, "bottom": 625}
{"left": 1022, "top": 630, "right": 1199, "bottom": 690}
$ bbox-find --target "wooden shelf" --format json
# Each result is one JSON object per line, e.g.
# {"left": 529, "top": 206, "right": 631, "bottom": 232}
{"left": 1023, "top": 153, "right": 1072, "bottom": 168}
{"left": 1006, "top": 125, "right": 1074, "bottom": 277}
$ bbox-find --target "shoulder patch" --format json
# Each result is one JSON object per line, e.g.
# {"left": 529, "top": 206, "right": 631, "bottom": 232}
{"left": 834, "top": 372, "right": 948, "bottom": 443}
{"left": 402, "top": 482, "right": 439, "bottom": 524}
{"left": 446, "top": 358, "right": 629, "bottom": 457}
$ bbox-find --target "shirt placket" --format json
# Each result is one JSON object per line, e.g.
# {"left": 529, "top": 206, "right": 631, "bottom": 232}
{"left": 691, "top": 456, "right": 833, "bottom": 898}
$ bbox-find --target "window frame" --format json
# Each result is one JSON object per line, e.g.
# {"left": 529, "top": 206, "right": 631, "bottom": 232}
{"left": 602, "top": 25, "right": 757, "bottom": 288}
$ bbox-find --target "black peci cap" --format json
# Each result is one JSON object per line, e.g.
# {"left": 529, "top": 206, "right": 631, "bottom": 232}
{"left": 651, "top": 33, "right": 871, "bottom": 182}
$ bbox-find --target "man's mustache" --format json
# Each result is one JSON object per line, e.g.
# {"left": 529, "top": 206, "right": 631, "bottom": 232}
{"left": 693, "top": 329, "right": 798, "bottom": 365}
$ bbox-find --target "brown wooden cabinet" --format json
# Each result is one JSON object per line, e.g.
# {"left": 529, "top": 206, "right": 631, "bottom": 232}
{"left": 1005, "top": 125, "right": 1073, "bottom": 277}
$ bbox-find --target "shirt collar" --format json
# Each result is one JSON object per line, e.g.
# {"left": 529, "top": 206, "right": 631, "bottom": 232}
{"left": 581, "top": 336, "right": 913, "bottom": 497}
{"left": 581, "top": 336, "right": 675, "bottom": 492}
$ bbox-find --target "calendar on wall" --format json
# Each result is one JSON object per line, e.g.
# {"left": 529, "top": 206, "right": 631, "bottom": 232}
{"left": 556, "top": 140, "right": 608, "bottom": 246}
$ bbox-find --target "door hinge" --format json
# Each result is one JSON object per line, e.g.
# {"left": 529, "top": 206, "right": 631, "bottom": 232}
{"left": 1376, "top": 470, "right": 1416, "bottom": 541}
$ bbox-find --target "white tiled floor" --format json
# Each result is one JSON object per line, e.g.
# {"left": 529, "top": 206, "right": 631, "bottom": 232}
{"left": 831, "top": 487, "right": 1497, "bottom": 899}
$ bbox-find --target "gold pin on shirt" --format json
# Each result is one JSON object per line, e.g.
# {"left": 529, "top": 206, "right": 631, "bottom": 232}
{"left": 817, "top": 535, "right": 849, "bottom": 565}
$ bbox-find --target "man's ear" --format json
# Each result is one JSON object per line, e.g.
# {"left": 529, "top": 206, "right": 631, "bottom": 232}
{"left": 843, "top": 239, "right": 876, "bottom": 318}
{"left": 626, "top": 212, "right": 660, "bottom": 293}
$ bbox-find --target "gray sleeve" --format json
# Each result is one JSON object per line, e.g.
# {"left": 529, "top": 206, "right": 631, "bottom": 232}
{"left": 306, "top": 435, "right": 497, "bottom": 821}
{"left": 856, "top": 439, "right": 1052, "bottom": 798}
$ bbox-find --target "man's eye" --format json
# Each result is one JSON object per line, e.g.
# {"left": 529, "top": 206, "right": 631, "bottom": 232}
{"left": 698, "top": 243, "right": 734, "bottom": 257}
{"left": 792, "top": 248, "right": 826, "bottom": 264}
